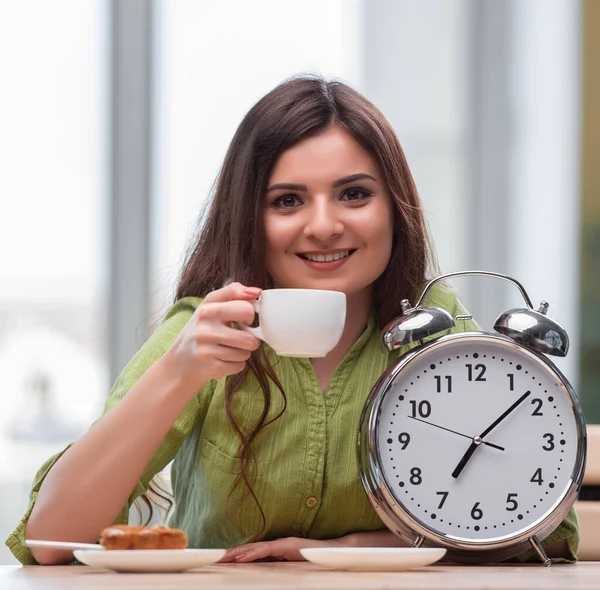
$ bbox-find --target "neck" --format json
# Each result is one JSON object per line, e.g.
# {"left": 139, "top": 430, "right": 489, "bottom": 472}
{"left": 326, "top": 286, "right": 373, "bottom": 361}
{"left": 308, "top": 286, "right": 373, "bottom": 394}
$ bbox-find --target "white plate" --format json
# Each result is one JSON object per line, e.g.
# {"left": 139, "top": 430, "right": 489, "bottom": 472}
{"left": 26, "top": 539, "right": 103, "bottom": 551}
{"left": 300, "top": 547, "right": 446, "bottom": 572}
{"left": 73, "top": 548, "right": 226, "bottom": 573}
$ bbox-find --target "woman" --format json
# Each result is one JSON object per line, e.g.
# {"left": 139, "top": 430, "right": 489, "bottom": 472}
{"left": 7, "top": 75, "right": 578, "bottom": 565}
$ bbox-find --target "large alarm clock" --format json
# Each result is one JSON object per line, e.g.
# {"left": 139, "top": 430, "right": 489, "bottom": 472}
{"left": 358, "top": 270, "right": 586, "bottom": 566}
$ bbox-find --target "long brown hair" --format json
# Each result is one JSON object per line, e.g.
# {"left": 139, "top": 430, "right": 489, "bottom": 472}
{"left": 148, "top": 75, "right": 436, "bottom": 539}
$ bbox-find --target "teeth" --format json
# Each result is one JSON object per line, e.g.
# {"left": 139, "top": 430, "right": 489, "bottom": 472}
{"left": 304, "top": 250, "right": 351, "bottom": 262}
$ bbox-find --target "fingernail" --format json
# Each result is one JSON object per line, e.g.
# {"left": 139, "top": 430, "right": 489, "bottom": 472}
{"left": 243, "top": 287, "right": 262, "bottom": 296}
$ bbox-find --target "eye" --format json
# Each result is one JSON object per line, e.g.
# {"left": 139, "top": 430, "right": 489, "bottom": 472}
{"left": 340, "top": 187, "right": 373, "bottom": 202}
{"left": 271, "top": 194, "right": 303, "bottom": 209}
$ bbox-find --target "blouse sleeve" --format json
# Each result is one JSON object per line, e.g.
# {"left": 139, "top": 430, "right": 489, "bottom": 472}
{"left": 5, "top": 297, "right": 212, "bottom": 565}
{"left": 511, "top": 506, "right": 579, "bottom": 564}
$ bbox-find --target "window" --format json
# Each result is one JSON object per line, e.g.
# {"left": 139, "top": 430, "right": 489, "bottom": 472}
{"left": 0, "top": 0, "right": 108, "bottom": 564}
{"left": 150, "top": 0, "right": 364, "bottom": 313}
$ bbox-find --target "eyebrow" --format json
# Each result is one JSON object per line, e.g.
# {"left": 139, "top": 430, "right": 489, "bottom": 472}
{"left": 266, "top": 173, "right": 377, "bottom": 193}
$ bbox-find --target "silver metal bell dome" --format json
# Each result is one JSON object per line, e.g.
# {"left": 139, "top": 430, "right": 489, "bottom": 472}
{"left": 494, "top": 301, "right": 569, "bottom": 357}
{"left": 382, "top": 299, "right": 455, "bottom": 350}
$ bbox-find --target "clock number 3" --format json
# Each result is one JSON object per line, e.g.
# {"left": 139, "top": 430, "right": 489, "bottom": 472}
{"left": 542, "top": 433, "right": 555, "bottom": 451}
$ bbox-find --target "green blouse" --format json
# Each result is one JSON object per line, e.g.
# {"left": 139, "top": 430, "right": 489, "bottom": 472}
{"left": 6, "top": 284, "right": 579, "bottom": 565}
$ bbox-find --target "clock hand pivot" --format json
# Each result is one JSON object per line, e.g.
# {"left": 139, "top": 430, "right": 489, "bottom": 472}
{"left": 451, "top": 390, "right": 531, "bottom": 479}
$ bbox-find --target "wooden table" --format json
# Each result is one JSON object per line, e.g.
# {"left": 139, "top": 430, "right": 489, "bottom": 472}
{"left": 2, "top": 562, "right": 600, "bottom": 590}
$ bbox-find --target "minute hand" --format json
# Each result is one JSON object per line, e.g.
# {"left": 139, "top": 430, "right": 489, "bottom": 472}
{"left": 451, "top": 390, "right": 531, "bottom": 479}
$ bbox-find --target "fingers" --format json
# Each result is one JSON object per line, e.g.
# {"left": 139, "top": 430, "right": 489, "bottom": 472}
{"left": 195, "top": 354, "right": 247, "bottom": 382}
{"left": 169, "top": 283, "right": 263, "bottom": 384}
{"left": 223, "top": 542, "right": 275, "bottom": 563}
{"left": 203, "top": 282, "right": 262, "bottom": 304}
{"left": 196, "top": 299, "right": 258, "bottom": 328}
{"left": 195, "top": 324, "right": 260, "bottom": 354}
{"left": 212, "top": 343, "right": 255, "bottom": 363}
{"left": 220, "top": 543, "right": 252, "bottom": 563}
{"left": 221, "top": 538, "right": 307, "bottom": 563}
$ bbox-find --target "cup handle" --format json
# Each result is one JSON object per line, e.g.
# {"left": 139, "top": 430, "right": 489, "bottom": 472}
{"left": 237, "top": 298, "right": 264, "bottom": 340}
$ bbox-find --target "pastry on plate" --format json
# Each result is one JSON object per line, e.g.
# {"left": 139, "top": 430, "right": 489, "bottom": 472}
{"left": 99, "top": 524, "right": 188, "bottom": 550}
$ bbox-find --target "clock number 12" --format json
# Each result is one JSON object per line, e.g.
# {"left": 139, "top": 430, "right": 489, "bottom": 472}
{"left": 466, "top": 363, "right": 487, "bottom": 382}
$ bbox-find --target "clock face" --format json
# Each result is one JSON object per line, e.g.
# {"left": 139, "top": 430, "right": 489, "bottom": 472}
{"left": 376, "top": 334, "right": 580, "bottom": 543}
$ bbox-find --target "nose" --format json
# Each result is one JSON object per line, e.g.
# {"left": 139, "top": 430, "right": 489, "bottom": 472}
{"left": 303, "top": 197, "right": 344, "bottom": 241}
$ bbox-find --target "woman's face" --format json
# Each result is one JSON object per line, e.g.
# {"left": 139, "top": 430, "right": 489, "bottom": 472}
{"left": 263, "top": 126, "right": 395, "bottom": 297}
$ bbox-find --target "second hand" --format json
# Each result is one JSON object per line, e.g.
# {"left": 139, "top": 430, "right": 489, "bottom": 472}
{"left": 408, "top": 415, "right": 505, "bottom": 451}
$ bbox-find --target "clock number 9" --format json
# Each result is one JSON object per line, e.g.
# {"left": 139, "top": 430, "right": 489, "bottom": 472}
{"left": 398, "top": 432, "right": 410, "bottom": 449}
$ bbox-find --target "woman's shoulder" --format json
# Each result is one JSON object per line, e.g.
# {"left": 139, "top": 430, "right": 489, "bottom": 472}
{"left": 144, "top": 296, "right": 204, "bottom": 350}
{"left": 162, "top": 296, "right": 204, "bottom": 324}
{"left": 417, "top": 280, "right": 461, "bottom": 313}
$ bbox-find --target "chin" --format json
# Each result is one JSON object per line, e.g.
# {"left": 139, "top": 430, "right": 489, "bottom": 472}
{"left": 297, "top": 281, "right": 371, "bottom": 297}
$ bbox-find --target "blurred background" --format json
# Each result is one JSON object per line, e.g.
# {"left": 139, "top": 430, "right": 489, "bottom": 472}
{"left": 0, "top": 0, "right": 598, "bottom": 564}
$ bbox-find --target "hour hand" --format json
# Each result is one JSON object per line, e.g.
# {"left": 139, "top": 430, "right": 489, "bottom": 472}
{"left": 451, "top": 439, "right": 481, "bottom": 479}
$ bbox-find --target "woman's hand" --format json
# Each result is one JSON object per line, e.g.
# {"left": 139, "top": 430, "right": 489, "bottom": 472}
{"left": 165, "top": 282, "right": 262, "bottom": 389}
{"left": 220, "top": 530, "right": 407, "bottom": 563}
{"left": 220, "top": 537, "right": 345, "bottom": 563}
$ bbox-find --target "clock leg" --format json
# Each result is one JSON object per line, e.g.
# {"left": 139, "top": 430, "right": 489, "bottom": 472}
{"left": 411, "top": 535, "right": 425, "bottom": 548}
{"left": 529, "top": 535, "right": 551, "bottom": 567}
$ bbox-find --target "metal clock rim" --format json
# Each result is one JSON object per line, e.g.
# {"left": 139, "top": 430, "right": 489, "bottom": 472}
{"left": 357, "top": 331, "right": 586, "bottom": 563}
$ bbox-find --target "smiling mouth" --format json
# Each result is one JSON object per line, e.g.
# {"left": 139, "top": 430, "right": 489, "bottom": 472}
{"left": 297, "top": 249, "right": 357, "bottom": 262}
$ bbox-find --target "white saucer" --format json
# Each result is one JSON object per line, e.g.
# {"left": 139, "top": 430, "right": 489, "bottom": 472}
{"left": 299, "top": 547, "right": 446, "bottom": 572}
{"left": 73, "top": 548, "right": 226, "bottom": 573}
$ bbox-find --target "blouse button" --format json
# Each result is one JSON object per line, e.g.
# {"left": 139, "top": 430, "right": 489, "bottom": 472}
{"left": 305, "top": 496, "right": 319, "bottom": 508}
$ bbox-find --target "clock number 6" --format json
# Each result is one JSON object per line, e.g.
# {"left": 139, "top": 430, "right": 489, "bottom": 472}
{"left": 471, "top": 502, "right": 483, "bottom": 520}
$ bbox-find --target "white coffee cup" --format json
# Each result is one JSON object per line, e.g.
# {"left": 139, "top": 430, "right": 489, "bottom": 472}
{"left": 239, "top": 289, "right": 346, "bottom": 357}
